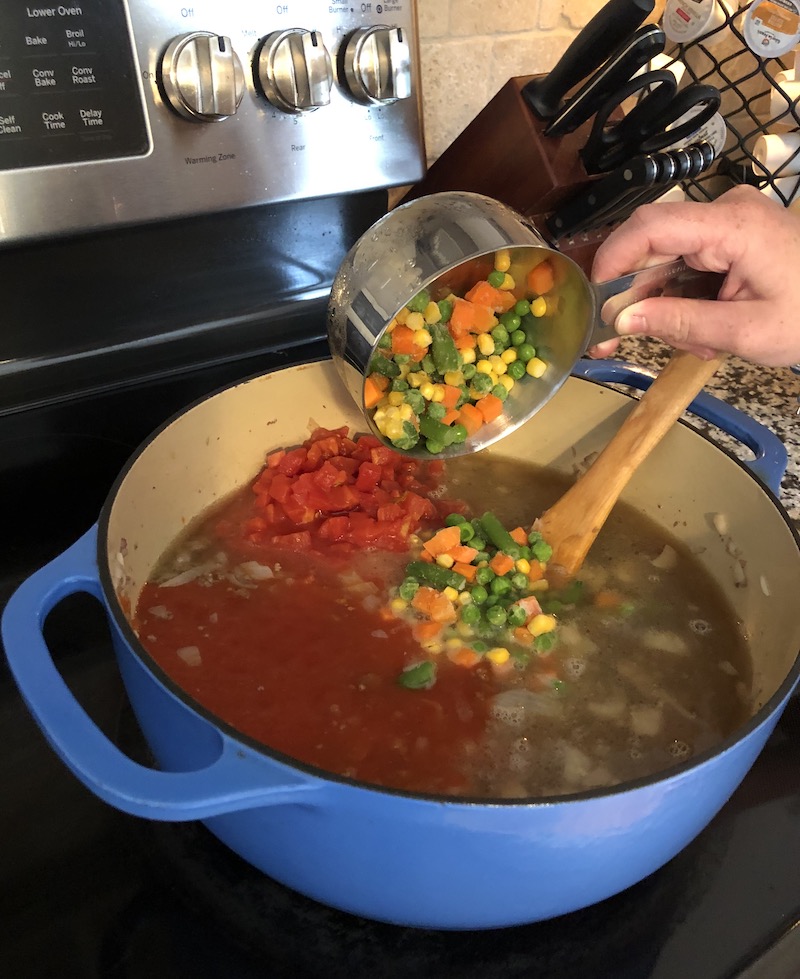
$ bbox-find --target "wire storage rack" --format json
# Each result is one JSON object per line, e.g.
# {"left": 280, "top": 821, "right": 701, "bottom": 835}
{"left": 665, "top": 0, "right": 800, "bottom": 204}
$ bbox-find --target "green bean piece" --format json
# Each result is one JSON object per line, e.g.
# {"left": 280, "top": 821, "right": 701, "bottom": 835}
{"left": 421, "top": 354, "right": 436, "bottom": 375}
{"left": 425, "top": 440, "right": 445, "bottom": 454}
{"left": 398, "top": 661, "right": 437, "bottom": 689}
{"left": 478, "top": 512, "right": 521, "bottom": 557}
{"left": 450, "top": 424, "right": 468, "bottom": 444}
{"left": 378, "top": 332, "right": 392, "bottom": 349}
{"left": 405, "top": 561, "right": 466, "bottom": 591}
{"left": 430, "top": 323, "right": 461, "bottom": 375}
{"left": 459, "top": 522, "right": 475, "bottom": 543}
{"left": 445, "top": 513, "right": 467, "bottom": 527}
{"left": 407, "top": 289, "right": 431, "bottom": 313}
{"left": 437, "top": 298, "right": 453, "bottom": 323}
{"left": 419, "top": 414, "right": 458, "bottom": 446}
{"left": 369, "top": 354, "right": 401, "bottom": 378}
{"left": 394, "top": 353, "right": 411, "bottom": 365}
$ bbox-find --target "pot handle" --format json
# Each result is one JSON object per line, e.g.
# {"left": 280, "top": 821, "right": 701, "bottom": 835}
{"left": 1, "top": 526, "right": 323, "bottom": 821}
{"left": 572, "top": 359, "right": 788, "bottom": 495}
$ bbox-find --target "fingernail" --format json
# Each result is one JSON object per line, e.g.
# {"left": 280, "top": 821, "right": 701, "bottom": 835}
{"left": 616, "top": 312, "right": 646, "bottom": 336}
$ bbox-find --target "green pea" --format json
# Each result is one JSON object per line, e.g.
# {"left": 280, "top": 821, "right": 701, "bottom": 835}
{"left": 514, "top": 299, "right": 531, "bottom": 317}
{"left": 391, "top": 378, "right": 409, "bottom": 392}
{"left": 398, "top": 579, "right": 420, "bottom": 601}
{"left": 461, "top": 604, "right": 481, "bottom": 626}
{"left": 531, "top": 539, "right": 553, "bottom": 563}
{"left": 470, "top": 584, "right": 489, "bottom": 605}
{"left": 511, "top": 572, "right": 528, "bottom": 590}
{"left": 475, "top": 566, "right": 495, "bottom": 586}
{"left": 445, "top": 513, "right": 467, "bottom": 526}
{"left": 491, "top": 324, "right": 510, "bottom": 346}
{"left": 462, "top": 363, "right": 477, "bottom": 380}
{"left": 486, "top": 605, "right": 507, "bottom": 627}
{"left": 507, "top": 360, "right": 526, "bottom": 381}
{"left": 490, "top": 576, "right": 512, "bottom": 596}
{"left": 500, "top": 312, "right": 521, "bottom": 331}
{"left": 510, "top": 329, "right": 526, "bottom": 347}
{"left": 491, "top": 384, "right": 508, "bottom": 402}
{"left": 394, "top": 353, "right": 411, "bottom": 365}
{"left": 517, "top": 343, "right": 536, "bottom": 363}
{"left": 507, "top": 604, "right": 527, "bottom": 627}
{"left": 471, "top": 372, "right": 494, "bottom": 395}
{"left": 487, "top": 270, "right": 505, "bottom": 288}
{"left": 535, "top": 632, "right": 557, "bottom": 653}
{"left": 427, "top": 402, "right": 446, "bottom": 421}
{"left": 378, "top": 332, "right": 392, "bottom": 349}
{"left": 474, "top": 551, "right": 491, "bottom": 564}
{"left": 407, "top": 289, "right": 431, "bottom": 313}
{"left": 404, "top": 390, "right": 425, "bottom": 414}
{"left": 472, "top": 640, "right": 489, "bottom": 653}
{"left": 437, "top": 298, "right": 453, "bottom": 323}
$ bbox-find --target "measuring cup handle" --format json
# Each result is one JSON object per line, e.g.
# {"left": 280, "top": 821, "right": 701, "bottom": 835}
{"left": 589, "top": 259, "right": 726, "bottom": 345}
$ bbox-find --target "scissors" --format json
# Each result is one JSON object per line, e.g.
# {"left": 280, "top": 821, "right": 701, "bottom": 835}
{"left": 580, "top": 70, "right": 721, "bottom": 174}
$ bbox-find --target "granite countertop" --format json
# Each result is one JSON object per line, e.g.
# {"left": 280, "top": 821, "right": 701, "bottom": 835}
{"left": 598, "top": 336, "right": 800, "bottom": 522}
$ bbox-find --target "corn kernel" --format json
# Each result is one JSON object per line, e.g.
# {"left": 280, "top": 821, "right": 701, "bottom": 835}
{"left": 398, "top": 363, "right": 411, "bottom": 379}
{"left": 413, "top": 328, "right": 433, "bottom": 347}
{"left": 395, "top": 307, "right": 409, "bottom": 324}
{"left": 408, "top": 371, "right": 426, "bottom": 388}
{"left": 387, "top": 391, "right": 406, "bottom": 406}
{"left": 445, "top": 637, "right": 463, "bottom": 651}
{"left": 489, "top": 355, "right": 507, "bottom": 375}
{"left": 526, "top": 357, "right": 547, "bottom": 378}
{"left": 456, "top": 620, "right": 474, "bottom": 638}
{"left": 486, "top": 647, "right": 510, "bottom": 665}
{"left": 385, "top": 419, "right": 405, "bottom": 440}
{"left": 527, "top": 613, "right": 557, "bottom": 637}
{"left": 460, "top": 346, "right": 477, "bottom": 364}
{"left": 422, "top": 640, "right": 443, "bottom": 654}
{"left": 405, "top": 311, "right": 424, "bottom": 331}
{"left": 444, "top": 370, "right": 464, "bottom": 387}
{"left": 494, "top": 249, "right": 511, "bottom": 273}
{"left": 390, "top": 597, "right": 408, "bottom": 614}
{"left": 500, "top": 273, "right": 515, "bottom": 291}
{"left": 515, "top": 558, "right": 531, "bottom": 575}
{"left": 423, "top": 301, "right": 442, "bottom": 325}
{"left": 457, "top": 591, "right": 472, "bottom": 606}
{"left": 477, "top": 334, "right": 495, "bottom": 356}
{"left": 531, "top": 296, "right": 547, "bottom": 318}
{"left": 420, "top": 382, "right": 435, "bottom": 400}
{"left": 529, "top": 579, "right": 550, "bottom": 593}
{"left": 398, "top": 403, "right": 414, "bottom": 421}
{"left": 436, "top": 553, "right": 455, "bottom": 568}
{"left": 385, "top": 319, "right": 397, "bottom": 333}
{"left": 443, "top": 586, "right": 459, "bottom": 602}
{"left": 430, "top": 385, "right": 446, "bottom": 403}
{"left": 476, "top": 359, "right": 494, "bottom": 375}
{"left": 499, "top": 375, "right": 515, "bottom": 393}
{"left": 501, "top": 348, "right": 517, "bottom": 364}
{"left": 408, "top": 534, "right": 422, "bottom": 547}
{"left": 373, "top": 407, "right": 387, "bottom": 423}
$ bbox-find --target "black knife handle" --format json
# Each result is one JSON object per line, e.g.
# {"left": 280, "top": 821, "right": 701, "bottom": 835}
{"left": 521, "top": 0, "right": 655, "bottom": 120}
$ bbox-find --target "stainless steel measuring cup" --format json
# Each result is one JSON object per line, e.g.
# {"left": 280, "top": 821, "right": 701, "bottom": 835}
{"left": 326, "top": 191, "right": 723, "bottom": 457}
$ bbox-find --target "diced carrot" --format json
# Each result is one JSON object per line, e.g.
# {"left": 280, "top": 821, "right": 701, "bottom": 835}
{"left": 441, "top": 384, "right": 462, "bottom": 410}
{"left": 420, "top": 549, "right": 434, "bottom": 563}
{"left": 408, "top": 344, "right": 428, "bottom": 363}
{"left": 495, "top": 290, "right": 518, "bottom": 313}
{"left": 489, "top": 552, "right": 515, "bottom": 576}
{"left": 454, "top": 333, "right": 477, "bottom": 352}
{"left": 449, "top": 296, "right": 477, "bottom": 334}
{"left": 594, "top": 589, "right": 624, "bottom": 609}
{"left": 465, "top": 280, "right": 506, "bottom": 310}
{"left": 391, "top": 324, "right": 419, "bottom": 355}
{"left": 447, "top": 647, "right": 481, "bottom": 668}
{"left": 514, "top": 627, "right": 534, "bottom": 646}
{"left": 527, "top": 561, "right": 545, "bottom": 583}
{"left": 450, "top": 544, "right": 478, "bottom": 563}
{"left": 453, "top": 561, "right": 477, "bottom": 581}
{"left": 527, "top": 259, "right": 555, "bottom": 295}
{"left": 412, "top": 587, "right": 457, "bottom": 623}
{"left": 510, "top": 526, "right": 528, "bottom": 546}
{"left": 471, "top": 303, "right": 498, "bottom": 333}
{"left": 422, "top": 524, "right": 462, "bottom": 556}
{"left": 364, "top": 372, "right": 389, "bottom": 408}
{"left": 441, "top": 409, "right": 460, "bottom": 426}
{"left": 458, "top": 403, "right": 484, "bottom": 436}
{"left": 476, "top": 393, "right": 504, "bottom": 424}
{"left": 412, "top": 620, "right": 443, "bottom": 642}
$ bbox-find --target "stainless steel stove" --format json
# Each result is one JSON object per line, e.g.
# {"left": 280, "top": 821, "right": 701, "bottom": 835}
{"left": 1, "top": 1, "right": 799, "bottom": 976}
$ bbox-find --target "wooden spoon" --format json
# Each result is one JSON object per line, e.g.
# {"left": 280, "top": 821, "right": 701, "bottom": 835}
{"left": 534, "top": 349, "right": 725, "bottom": 583}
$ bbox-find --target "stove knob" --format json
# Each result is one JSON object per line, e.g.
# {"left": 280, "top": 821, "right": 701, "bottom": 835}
{"left": 342, "top": 26, "right": 412, "bottom": 105}
{"left": 255, "top": 29, "right": 332, "bottom": 113}
{"left": 159, "top": 32, "right": 245, "bottom": 122}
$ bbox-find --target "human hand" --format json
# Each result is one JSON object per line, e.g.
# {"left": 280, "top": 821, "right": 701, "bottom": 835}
{"left": 588, "top": 185, "right": 800, "bottom": 367}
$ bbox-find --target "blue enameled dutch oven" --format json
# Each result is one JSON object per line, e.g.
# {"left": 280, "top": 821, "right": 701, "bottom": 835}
{"left": 3, "top": 358, "right": 800, "bottom": 930}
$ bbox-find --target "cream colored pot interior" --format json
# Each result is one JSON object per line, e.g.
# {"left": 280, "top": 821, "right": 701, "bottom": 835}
{"left": 106, "top": 360, "right": 800, "bottom": 714}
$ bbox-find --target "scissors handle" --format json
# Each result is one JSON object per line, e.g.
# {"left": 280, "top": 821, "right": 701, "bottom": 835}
{"left": 580, "top": 70, "right": 677, "bottom": 174}
{"left": 637, "top": 83, "right": 722, "bottom": 153}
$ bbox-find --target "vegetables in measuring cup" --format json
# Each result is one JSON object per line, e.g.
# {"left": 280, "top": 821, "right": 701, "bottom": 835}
{"left": 365, "top": 252, "right": 558, "bottom": 453}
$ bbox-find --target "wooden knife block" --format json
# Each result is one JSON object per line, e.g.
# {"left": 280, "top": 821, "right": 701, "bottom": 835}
{"left": 400, "top": 74, "right": 614, "bottom": 275}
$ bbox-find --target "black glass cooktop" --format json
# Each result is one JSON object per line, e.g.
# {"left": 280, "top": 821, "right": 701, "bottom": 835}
{"left": 1, "top": 346, "right": 799, "bottom": 979}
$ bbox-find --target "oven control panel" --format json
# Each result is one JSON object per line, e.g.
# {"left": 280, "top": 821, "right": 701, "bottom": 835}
{"left": 0, "top": 0, "right": 425, "bottom": 243}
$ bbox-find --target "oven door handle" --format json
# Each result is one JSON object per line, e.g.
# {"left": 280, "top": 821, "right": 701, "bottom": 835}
{"left": 2, "top": 526, "right": 326, "bottom": 821}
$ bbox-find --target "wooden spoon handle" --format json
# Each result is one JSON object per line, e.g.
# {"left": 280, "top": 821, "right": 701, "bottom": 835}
{"left": 536, "top": 350, "right": 725, "bottom": 580}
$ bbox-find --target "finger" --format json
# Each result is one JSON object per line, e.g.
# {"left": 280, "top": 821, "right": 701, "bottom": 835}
{"left": 586, "top": 338, "right": 621, "bottom": 359}
{"left": 614, "top": 296, "right": 795, "bottom": 366}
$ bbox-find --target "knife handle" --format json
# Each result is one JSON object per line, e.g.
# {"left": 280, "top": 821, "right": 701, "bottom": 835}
{"left": 521, "top": 0, "right": 655, "bottom": 120}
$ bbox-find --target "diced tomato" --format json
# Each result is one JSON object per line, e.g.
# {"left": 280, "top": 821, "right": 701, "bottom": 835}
{"left": 270, "top": 530, "right": 313, "bottom": 550}
{"left": 355, "top": 461, "right": 383, "bottom": 492}
{"left": 267, "top": 472, "right": 294, "bottom": 504}
{"left": 277, "top": 447, "right": 308, "bottom": 477}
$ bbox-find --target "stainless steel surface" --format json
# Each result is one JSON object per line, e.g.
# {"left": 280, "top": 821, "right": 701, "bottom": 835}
{"left": 327, "top": 191, "right": 594, "bottom": 457}
{"left": 0, "top": 0, "right": 424, "bottom": 243}
{"left": 255, "top": 29, "right": 332, "bottom": 113}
